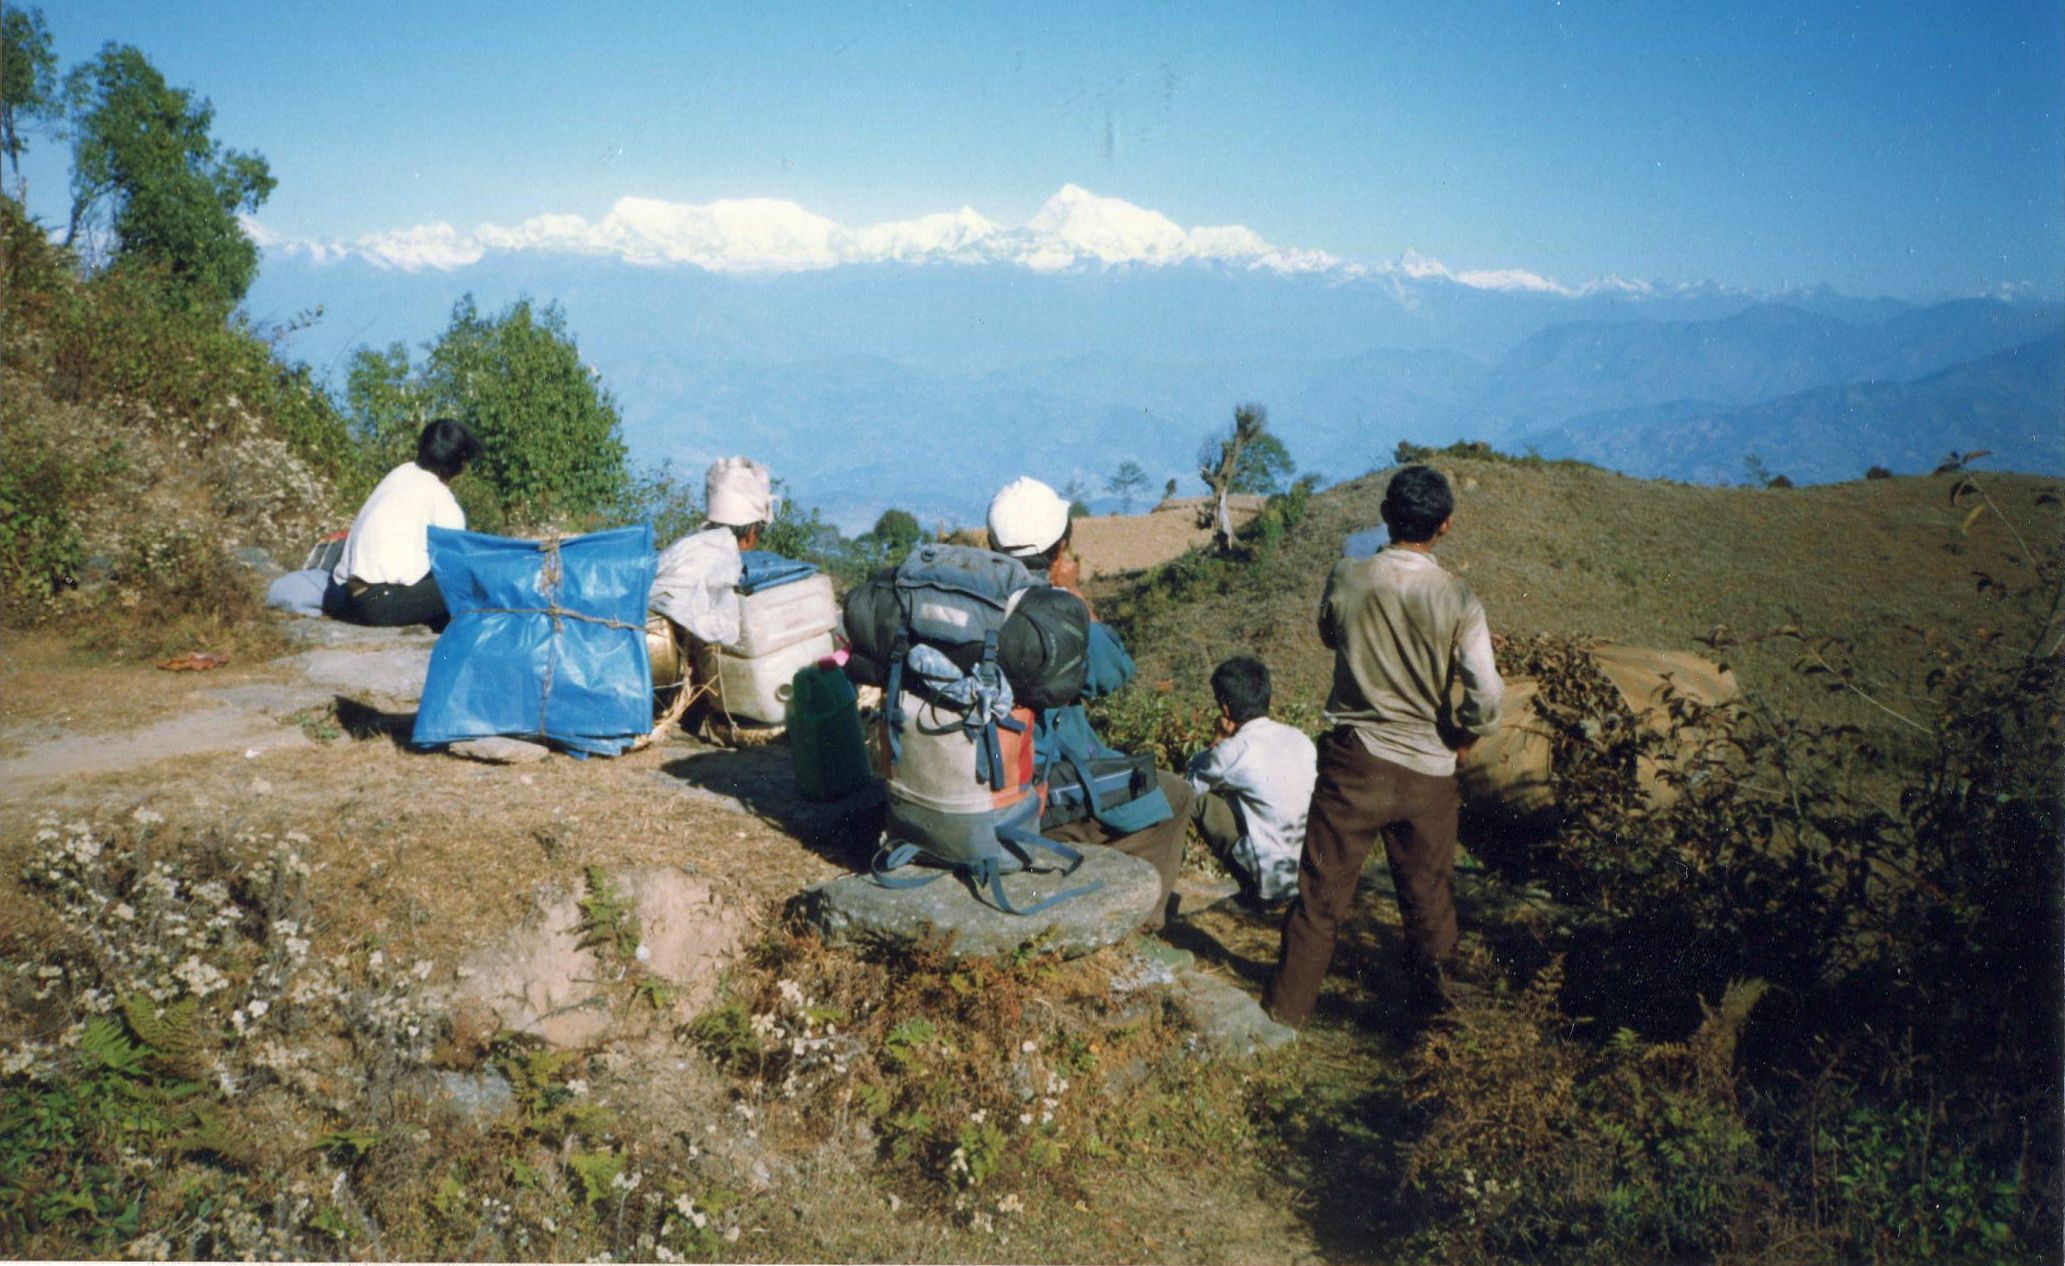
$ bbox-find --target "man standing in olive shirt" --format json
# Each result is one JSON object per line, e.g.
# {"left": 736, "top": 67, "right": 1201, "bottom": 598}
{"left": 1264, "top": 465, "right": 1504, "bottom": 1027}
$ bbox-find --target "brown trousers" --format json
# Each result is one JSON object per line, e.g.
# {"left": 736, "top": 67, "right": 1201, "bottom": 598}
{"left": 1264, "top": 728, "right": 1460, "bottom": 1026}
{"left": 1046, "top": 770, "right": 1193, "bottom": 932}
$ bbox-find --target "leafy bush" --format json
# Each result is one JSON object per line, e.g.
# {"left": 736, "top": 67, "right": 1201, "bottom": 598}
{"left": 1088, "top": 687, "right": 1219, "bottom": 777}
{"left": 419, "top": 296, "right": 630, "bottom": 527}
{"left": 40, "top": 256, "right": 357, "bottom": 489}
{"left": 611, "top": 460, "right": 703, "bottom": 546}
{"left": 2, "top": 193, "right": 350, "bottom": 635}
{"left": 1246, "top": 472, "right": 1321, "bottom": 554}
{"left": 1430, "top": 529, "right": 2064, "bottom": 1259}
{"left": 1404, "top": 969, "right": 1779, "bottom": 1263}
{"left": 0, "top": 397, "right": 106, "bottom": 622}
{"left": 84, "top": 522, "right": 281, "bottom": 659}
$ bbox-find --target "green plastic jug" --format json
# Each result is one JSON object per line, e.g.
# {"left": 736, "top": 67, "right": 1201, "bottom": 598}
{"left": 789, "top": 655, "right": 872, "bottom": 801}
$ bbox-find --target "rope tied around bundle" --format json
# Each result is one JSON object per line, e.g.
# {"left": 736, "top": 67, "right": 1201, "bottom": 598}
{"left": 458, "top": 534, "right": 651, "bottom": 744}
{"left": 471, "top": 534, "right": 648, "bottom": 632}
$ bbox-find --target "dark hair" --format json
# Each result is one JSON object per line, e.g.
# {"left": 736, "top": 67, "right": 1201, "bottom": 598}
{"left": 1210, "top": 655, "right": 1272, "bottom": 725}
{"left": 416, "top": 418, "right": 482, "bottom": 480}
{"left": 1381, "top": 464, "right": 1453, "bottom": 543}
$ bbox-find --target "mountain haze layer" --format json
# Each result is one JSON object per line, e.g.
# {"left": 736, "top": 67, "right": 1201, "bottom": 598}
{"left": 240, "top": 187, "right": 2063, "bottom": 529}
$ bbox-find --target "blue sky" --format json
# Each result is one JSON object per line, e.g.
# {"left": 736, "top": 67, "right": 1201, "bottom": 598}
{"left": 14, "top": 0, "right": 2063, "bottom": 297}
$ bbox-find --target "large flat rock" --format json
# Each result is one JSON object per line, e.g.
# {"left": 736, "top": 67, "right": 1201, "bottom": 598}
{"left": 792, "top": 846, "right": 1160, "bottom": 960}
{"left": 276, "top": 615, "right": 440, "bottom": 651}
{"left": 287, "top": 646, "right": 434, "bottom": 704}
{"left": 1171, "top": 969, "right": 1296, "bottom": 1056}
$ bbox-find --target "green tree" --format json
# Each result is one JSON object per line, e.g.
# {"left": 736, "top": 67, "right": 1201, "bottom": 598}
{"left": 418, "top": 296, "right": 630, "bottom": 526}
{"left": 1228, "top": 431, "right": 1294, "bottom": 495}
{"left": 865, "top": 507, "right": 923, "bottom": 565}
{"left": 62, "top": 42, "right": 275, "bottom": 307}
{"left": 1106, "top": 460, "right": 1150, "bottom": 513}
{"left": 1, "top": 7, "right": 58, "bottom": 178}
{"left": 344, "top": 341, "right": 427, "bottom": 474}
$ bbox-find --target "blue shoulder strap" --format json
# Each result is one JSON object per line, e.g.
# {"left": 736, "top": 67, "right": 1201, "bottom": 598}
{"left": 982, "top": 827, "right": 1103, "bottom": 915}
{"left": 882, "top": 631, "right": 909, "bottom": 764}
{"left": 967, "top": 629, "right": 1026, "bottom": 792}
{"left": 870, "top": 840, "right": 945, "bottom": 889}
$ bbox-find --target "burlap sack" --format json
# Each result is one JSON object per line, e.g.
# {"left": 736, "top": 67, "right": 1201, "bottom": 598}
{"left": 1458, "top": 640, "right": 1739, "bottom": 826}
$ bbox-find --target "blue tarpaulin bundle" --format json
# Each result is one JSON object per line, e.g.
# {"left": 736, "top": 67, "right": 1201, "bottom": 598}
{"left": 737, "top": 549, "right": 818, "bottom": 595}
{"left": 413, "top": 524, "right": 656, "bottom": 757}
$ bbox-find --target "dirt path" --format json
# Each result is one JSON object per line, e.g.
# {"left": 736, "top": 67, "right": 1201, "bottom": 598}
{"left": 0, "top": 621, "right": 433, "bottom": 790}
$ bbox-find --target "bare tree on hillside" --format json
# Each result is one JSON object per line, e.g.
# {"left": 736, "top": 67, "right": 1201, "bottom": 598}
{"left": 1198, "top": 403, "right": 1269, "bottom": 553}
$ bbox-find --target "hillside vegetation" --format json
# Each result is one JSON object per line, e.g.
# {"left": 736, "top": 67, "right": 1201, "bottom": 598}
{"left": 1093, "top": 444, "right": 2061, "bottom": 1262}
{"left": 1108, "top": 449, "right": 2058, "bottom": 734}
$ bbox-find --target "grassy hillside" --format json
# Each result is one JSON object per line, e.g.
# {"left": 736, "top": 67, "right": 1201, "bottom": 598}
{"left": 1107, "top": 453, "right": 2060, "bottom": 742}
{"left": 0, "top": 196, "right": 360, "bottom": 654}
{"left": 1092, "top": 449, "right": 2060, "bottom": 1262}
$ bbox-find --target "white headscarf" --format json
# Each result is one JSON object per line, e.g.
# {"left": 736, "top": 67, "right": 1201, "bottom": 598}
{"left": 705, "top": 456, "right": 774, "bottom": 527}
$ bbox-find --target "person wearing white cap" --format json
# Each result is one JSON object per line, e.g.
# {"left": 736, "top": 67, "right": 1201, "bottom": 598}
{"left": 704, "top": 455, "right": 775, "bottom": 548}
{"left": 648, "top": 456, "right": 781, "bottom": 707}
{"left": 985, "top": 477, "right": 1195, "bottom": 931}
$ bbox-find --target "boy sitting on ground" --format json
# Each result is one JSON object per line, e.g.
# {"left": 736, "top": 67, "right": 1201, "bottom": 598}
{"left": 1186, "top": 655, "right": 1318, "bottom": 909}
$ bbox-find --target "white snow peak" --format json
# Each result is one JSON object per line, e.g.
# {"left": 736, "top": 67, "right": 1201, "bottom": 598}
{"left": 246, "top": 186, "right": 1635, "bottom": 295}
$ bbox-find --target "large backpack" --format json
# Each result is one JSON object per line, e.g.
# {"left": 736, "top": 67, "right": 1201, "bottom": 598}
{"left": 843, "top": 545, "right": 1099, "bottom": 915}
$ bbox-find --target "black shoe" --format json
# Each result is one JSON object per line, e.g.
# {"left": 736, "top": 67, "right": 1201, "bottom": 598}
{"left": 1235, "top": 889, "right": 1294, "bottom": 917}
{"left": 1406, "top": 961, "right": 1459, "bottom": 1021}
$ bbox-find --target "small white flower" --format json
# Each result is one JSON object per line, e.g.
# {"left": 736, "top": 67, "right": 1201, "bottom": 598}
{"left": 634, "top": 943, "right": 651, "bottom": 963}
{"left": 1020, "top": 1039, "right": 1037, "bottom": 1053}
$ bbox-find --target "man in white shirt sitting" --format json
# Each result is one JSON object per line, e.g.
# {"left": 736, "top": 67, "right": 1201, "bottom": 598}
{"left": 323, "top": 419, "right": 480, "bottom": 632}
{"left": 1186, "top": 655, "right": 1318, "bottom": 911}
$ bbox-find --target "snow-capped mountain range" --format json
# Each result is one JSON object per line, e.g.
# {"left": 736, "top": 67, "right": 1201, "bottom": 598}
{"left": 240, "top": 184, "right": 2062, "bottom": 532}
{"left": 248, "top": 183, "right": 1651, "bottom": 297}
